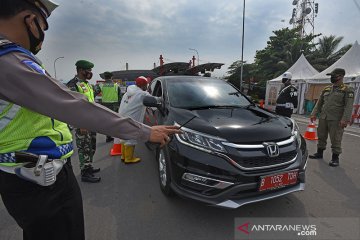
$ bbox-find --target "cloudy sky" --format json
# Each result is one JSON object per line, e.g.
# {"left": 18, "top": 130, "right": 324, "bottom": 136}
{"left": 38, "top": 0, "right": 360, "bottom": 83}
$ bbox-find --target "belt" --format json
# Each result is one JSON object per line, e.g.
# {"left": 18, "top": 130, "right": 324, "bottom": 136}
{"left": 276, "top": 103, "right": 294, "bottom": 109}
{"left": 0, "top": 153, "right": 68, "bottom": 186}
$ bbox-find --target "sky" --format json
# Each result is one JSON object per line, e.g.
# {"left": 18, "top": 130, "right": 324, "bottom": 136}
{"left": 37, "top": 0, "right": 360, "bottom": 83}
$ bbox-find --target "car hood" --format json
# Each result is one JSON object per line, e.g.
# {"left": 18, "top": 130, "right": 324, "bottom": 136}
{"left": 170, "top": 107, "right": 292, "bottom": 143}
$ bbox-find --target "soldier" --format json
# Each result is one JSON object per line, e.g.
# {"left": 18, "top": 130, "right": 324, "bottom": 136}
{"left": 0, "top": 1, "right": 180, "bottom": 238}
{"left": 98, "top": 71, "right": 121, "bottom": 142}
{"left": 67, "top": 60, "right": 101, "bottom": 183}
{"left": 309, "top": 68, "right": 355, "bottom": 167}
{"left": 275, "top": 71, "right": 298, "bottom": 118}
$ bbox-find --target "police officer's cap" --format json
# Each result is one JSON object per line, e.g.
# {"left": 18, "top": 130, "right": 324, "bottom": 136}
{"left": 282, "top": 72, "right": 292, "bottom": 80}
{"left": 75, "top": 60, "right": 94, "bottom": 69}
{"left": 326, "top": 68, "right": 345, "bottom": 76}
{"left": 24, "top": 0, "right": 58, "bottom": 30}
{"left": 103, "top": 71, "right": 113, "bottom": 79}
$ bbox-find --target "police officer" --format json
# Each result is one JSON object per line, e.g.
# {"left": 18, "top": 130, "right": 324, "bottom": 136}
{"left": 98, "top": 71, "right": 121, "bottom": 142}
{"left": 0, "top": 1, "right": 180, "bottom": 239}
{"left": 309, "top": 68, "right": 355, "bottom": 167}
{"left": 275, "top": 71, "right": 298, "bottom": 117}
{"left": 67, "top": 60, "right": 101, "bottom": 183}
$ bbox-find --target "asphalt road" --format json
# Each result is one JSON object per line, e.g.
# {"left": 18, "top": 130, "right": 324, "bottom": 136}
{"left": 1, "top": 121, "right": 360, "bottom": 240}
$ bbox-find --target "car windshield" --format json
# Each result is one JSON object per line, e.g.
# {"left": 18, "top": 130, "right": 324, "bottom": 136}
{"left": 167, "top": 78, "right": 252, "bottom": 109}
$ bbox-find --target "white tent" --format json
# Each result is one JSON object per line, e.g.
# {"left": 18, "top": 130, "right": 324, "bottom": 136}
{"left": 304, "top": 41, "right": 360, "bottom": 123}
{"left": 265, "top": 54, "right": 319, "bottom": 114}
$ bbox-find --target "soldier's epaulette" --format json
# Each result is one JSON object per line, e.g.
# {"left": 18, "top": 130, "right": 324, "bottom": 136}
{"left": 323, "top": 85, "right": 332, "bottom": 91}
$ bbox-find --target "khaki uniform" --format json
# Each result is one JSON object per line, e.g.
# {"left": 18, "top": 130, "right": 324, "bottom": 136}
{"left": 311, "top": 84, "right": 355, "bottom": 154}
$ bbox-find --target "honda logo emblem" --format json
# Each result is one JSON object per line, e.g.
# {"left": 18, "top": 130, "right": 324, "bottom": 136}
{"left": 263, "top": 142, "right": 280, "bottom": 157}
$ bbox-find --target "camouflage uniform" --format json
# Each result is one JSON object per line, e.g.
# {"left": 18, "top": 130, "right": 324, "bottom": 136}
{"left": 67, "top": 77, "right": 99, "bottom": 170}
{"left": 311, "top": 83, "right": 355, "bottom": 154}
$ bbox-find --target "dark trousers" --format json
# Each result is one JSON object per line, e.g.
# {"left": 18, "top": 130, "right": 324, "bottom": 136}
{"left": 275, "top": 107, "right": 292, "bottom": 118}
{"left": 0, "top": 160, "right": 85, "bottom": 240}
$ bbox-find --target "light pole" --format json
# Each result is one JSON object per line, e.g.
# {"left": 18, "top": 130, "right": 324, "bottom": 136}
{"left": 240, "top": 0, "right": 245, "bottom": 92}
{"left": 189, "top": 48, "right": 199, "bottom": 65}
{"left": 53, "top": 56, "right": 64, "bottom": 79}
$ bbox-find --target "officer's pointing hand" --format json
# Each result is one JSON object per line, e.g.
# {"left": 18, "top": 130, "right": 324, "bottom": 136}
{"left": 149, "top": 125, "right": 182, "bottom": 147}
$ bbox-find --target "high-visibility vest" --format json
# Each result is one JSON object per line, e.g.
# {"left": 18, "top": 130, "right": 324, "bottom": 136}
{"left": 76, "top": 81, "right": 95, "bottom": 103}
{"left": 0, "top": 44, "right": 73, "bottom": 167}
{"left": 101, "top": 82, "right": 119, "bottom": 103}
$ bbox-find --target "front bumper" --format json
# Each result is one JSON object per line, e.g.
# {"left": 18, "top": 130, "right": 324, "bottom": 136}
{"left": 167, "top": 140, "right": 307, "bottom": 208}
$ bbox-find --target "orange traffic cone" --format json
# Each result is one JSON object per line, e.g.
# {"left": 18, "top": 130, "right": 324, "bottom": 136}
{"left": 303, "top": 122, "right": 318, "bottom": 140}
{"left": 110, "top": 138, "right": 122, "bottom": 156}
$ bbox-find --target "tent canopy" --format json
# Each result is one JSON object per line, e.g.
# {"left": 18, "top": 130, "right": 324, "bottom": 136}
{"left": 269, "top": 54, "right": 319, "bottom": 83}
{"left": 306, "top": 41, "right": 360, "bottom": 84}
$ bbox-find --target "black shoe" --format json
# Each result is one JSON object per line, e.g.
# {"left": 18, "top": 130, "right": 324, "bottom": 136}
{"left": 329, "top": 154, "right": 340, "bottom": 167}
{"left": 89, "top": 165, "right": 100, "bottom": 173}
{"left": 81, "top": 168, "right": 101, "bottom": 183}
{"left": 106, "top": 137, "right": 113, "bottom": 142}
{"left": 309, "top": 152, "right": 323, "bottom": 159}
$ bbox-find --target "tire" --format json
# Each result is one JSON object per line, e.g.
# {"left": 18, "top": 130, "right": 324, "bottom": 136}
{"left": 157, "top": 147, "right": 174, "bottom": 196}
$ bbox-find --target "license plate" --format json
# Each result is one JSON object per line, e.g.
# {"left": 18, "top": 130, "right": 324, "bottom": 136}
{"left": 259, "top": 170, "right": 299, "bottom": 191}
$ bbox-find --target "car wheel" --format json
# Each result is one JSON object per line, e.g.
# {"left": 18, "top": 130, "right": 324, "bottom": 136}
{"left": 157, "top": 147, "right": 174, "bottom": 196}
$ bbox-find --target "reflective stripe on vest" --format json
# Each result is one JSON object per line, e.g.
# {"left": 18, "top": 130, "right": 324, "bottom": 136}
{"left": 76, "top": 81, "right": 95, "bottom": 102}
{"left": 0, "top": 100, "right": 20, "bottom": 130}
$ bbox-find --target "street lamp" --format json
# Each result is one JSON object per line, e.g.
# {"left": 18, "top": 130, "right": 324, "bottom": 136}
{"left": 53, "top": 56, "right": 64, "bottom": 79}
{"left": 240, "top": 0, "right": 245, "bottom": 92}
{"left": 189, "top": 48, "right": 199, "bottom": 66}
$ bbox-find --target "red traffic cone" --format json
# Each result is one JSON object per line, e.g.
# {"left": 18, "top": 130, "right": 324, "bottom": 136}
{"left": 304, "top": 122, "right": 318, "bottom": 140}
{"left": 110, "top": 143, "right": 122, "bottom": 156}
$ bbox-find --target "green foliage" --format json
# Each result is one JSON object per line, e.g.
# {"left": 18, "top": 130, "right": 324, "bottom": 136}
{"left": 225, "top": 27, "right": 350, "bottom": 99}
{"left": 307, "top": 35, "right": 352, "bottom": 72}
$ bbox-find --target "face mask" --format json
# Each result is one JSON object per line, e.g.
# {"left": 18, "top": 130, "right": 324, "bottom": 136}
{"left": 85, "top": 71, "right": 93, "bottom": 80}
{"left": 330, "top": 75, "right": 338, "bottom": 83}
{"left": 24, "top": 16, "right": 44, "bottom": 55}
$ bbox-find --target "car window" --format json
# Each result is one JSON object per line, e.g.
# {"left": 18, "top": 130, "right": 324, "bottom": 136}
{"left": 167, "top": 78, "right": 251, "bottom": 108}
{"left": 153, "top": 81, "right": 163, "bottom": 97}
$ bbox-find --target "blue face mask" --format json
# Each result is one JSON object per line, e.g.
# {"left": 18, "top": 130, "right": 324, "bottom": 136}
{"left": 24, "top": 16, "right": 44, "bottom": 55}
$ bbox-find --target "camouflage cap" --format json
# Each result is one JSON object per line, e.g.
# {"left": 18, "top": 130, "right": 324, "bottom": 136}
{"left": 326, "top": 68, "right": 345, "bottom": 76}
{"left": 75, "top": 60, "right": 94, "bottom": 69}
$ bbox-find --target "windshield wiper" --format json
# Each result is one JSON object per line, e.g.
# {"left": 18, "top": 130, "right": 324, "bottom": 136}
{"left": 228, "top": 91, "right": 241, "bottom": 96}
{"left": 185, "top": 105, "right": 242, "bottom": 110}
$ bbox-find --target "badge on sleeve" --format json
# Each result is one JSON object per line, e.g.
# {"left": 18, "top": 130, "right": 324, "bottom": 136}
{"left": 22, "top": 60, "right": 46, "bottom": 75}
{"left": 348, "top": 92, "right": 354, "bottom": 98}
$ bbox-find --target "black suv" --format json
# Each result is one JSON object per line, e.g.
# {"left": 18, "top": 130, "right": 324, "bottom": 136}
{"left": 143, "top": 76, "right": 307, "bottom": 208}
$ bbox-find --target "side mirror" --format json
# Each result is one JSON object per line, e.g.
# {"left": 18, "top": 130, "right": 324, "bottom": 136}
{"left": 143, "top": 96, "right": 165, "bottom": 116}
{"left": 143, "top": 96, "right": 161, "bottom": 107}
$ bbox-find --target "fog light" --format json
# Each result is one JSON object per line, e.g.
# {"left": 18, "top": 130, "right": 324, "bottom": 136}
{"left": 182, "top": 173, "right": 234, "bottom": 189}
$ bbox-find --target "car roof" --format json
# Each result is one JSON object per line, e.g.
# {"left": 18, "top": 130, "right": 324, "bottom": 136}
{"left": 156, "top": 75, "right": 223, "bottom": 82}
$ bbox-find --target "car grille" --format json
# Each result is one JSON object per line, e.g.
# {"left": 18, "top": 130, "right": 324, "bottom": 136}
{"left": 234, "top": 150, "right": 297, "bottom": 170}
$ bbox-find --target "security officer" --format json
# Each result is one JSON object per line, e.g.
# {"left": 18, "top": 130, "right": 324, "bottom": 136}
{"left": 67, "top": 60, "right": 101, "bottom": 183}
{"left": 98, "top": 71, "right": 121, "bottom": 142}
{"left": 275, "top": 71, "right": 298, "bottom": 117}
{"left": 0, "top": 1, "right": 180, "bottom": 239}
{"left": 309, "top": 68, "right": 355, "bottom": 167}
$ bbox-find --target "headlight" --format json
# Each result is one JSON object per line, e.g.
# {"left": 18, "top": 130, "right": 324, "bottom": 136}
{"left": 174, "top": 123, "right": 227, "bottom": 153}
{"left": 290, "top": 119, "right": 302, "bottom": 147}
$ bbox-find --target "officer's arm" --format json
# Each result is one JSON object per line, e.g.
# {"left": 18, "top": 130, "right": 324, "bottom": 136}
{"left": 0, "top": 52, "right": 151, "bottom": 142}
{"left": 342, "top": 88, "right": 355, "bottom": 122}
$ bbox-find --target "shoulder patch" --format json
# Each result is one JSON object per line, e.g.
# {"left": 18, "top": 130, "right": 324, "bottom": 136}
{"left": 348, "top": 92, "right": 354, "bottom": 98}
{"left": 22, "top": 60, "right": 46, "bottom": 75}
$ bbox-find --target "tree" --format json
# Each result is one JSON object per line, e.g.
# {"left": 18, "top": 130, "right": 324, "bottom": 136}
{"left": 308, "top": 35, "right": 352, "bottom": 72}
{"left": 253, "top": 27, "right": 318, "bottom": 82}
